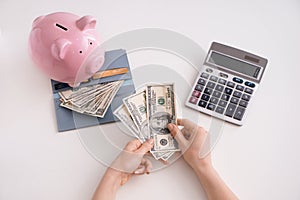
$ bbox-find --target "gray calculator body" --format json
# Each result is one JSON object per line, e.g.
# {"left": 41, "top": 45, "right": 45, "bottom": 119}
{"left": 186, "top": 42, "right": 268, "bottom": 126}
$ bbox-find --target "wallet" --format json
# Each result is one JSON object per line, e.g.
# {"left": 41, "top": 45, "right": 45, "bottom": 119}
{"left": 51, "top": 49, "right": 135, "bottom": 132}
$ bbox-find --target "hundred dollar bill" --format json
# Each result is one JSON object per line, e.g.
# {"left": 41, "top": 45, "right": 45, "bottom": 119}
{"left": 146, "top": 83, "right": 179, "bottom": 152}
{"left": 87, "top": 80, "right": 124, "bottom": 118}
{"left": 161, "top": 151, "right": 175, "bottom": 161}
{"left": 70, "top": 82, "right": 118, "bottom": 108}
{"left": 60, "top": 100, "right": 85, "bottom": 113}
{"left": 151, "top": 151, "right": 172, "bottom": 160}
{"left": 59, "top": 80, "right": 123, "bottom": 118}
{"left": 123, "top": 90, "right": 149, "bottom": 140}
{"left": 59, "top": 81, "right": 113, "bottom": 104}
{"left": 113, "top": 104, "right": 143, "bottom": 141}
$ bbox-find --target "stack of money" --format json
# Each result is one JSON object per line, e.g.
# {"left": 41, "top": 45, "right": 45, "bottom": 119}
{"left": 114, "top": 83, "right": 180, "bottom": 161}
{"left": 59, "top": 80, "right": 124, "bottom": 118}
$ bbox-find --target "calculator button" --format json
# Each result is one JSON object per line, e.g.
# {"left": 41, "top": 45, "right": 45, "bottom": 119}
{"left": 239, "top": 100, "right": 248, "bottom": 108}
{"left": 209, "top": 75, "right": 218, "bottom": 82}
{"left": 215, "top": 84, "right": 224, "bottom": 92}
{"left": 245, "top": 81, "right": 256, "bottom": 88}
{"left": 198, "top": 100, "right": 207, "bottom": 108}
{"left": 233, "top": 77, "right": 244, "bottom": 84}
{"left": 201, "top": 94, "right": 210, "bottom": 101}
{"left": 236, "top": 85, "right": 244, "bottom": 91}
{"left": 233, "top": 107, "right": 245, "bottom": 121}
{"left": 207, "top": 82, "right": 216, "bottom": 89}
{"left": 204, "top": 88, "right": 213, "bottom": 95}
{"left": 200, "top": 72, "right": 209, "bottom": 79}
{"left": 244, "top": 88, "right": 253, "bottom": 94}
{"left": 216, "top": 106, "right": 225, "bottom": 114}
{"left": 198, "top": 78, "right": 206, "bottom": 85}
{"left": 242, "top": 94, "right": 251, "bottom": 101}
{"left": 221, "top": 94, "right": 230, "bottom": 101}
{"left": 218, "top": 100, "right": 228, "bottom": 107}
{"left": 192, "top": 90, "right": 201, "bottom": 98}
{"left": 218, "top": 78, "right": 227, "bottom": 85}
{"left": 230, "top": 97, "right": 239, "bottom": 104}
{"left": 206, "top": 68, "right": 213, "bottom": 73}
{"left": 207, "top": 103, "right": 216, "bottom": 111}
{"left": 210, "top": 97, "right": 219, "bottom": 104}
{"left": 195, "top": 84, "right": 204, "bottom": 92}
{"left": 189, "top": 97, "right": 198, "bottom": 104}
{"left": 227, "top": 81, "right": 235, "bottom": 88}
{"left": 219, "top": 72, "right": 228, "bottom": 78}
{"left": 224, "top": 87, "right": 233, "bottom": 95}
{"left": 233, "top": 91, "right": 242, "bottom": 98}
{"left": 225, "top": 103, "right": 237, "bottom": 117}
{"left": 212, "top": 91, "right": 221, "bottom": 98}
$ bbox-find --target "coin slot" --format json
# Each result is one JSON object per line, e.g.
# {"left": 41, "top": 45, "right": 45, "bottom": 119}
{"left": 55, "top": 23, "right": 68, "bottom": 31}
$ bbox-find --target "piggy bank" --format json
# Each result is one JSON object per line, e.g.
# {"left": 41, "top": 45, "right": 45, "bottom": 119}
{"left": 29, "top": 12, "right": 105, "bottom": 87}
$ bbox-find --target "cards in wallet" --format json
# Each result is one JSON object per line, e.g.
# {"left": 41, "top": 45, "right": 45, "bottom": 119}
{"left": 51, "top": 49, "right": 135, "bottom": 132}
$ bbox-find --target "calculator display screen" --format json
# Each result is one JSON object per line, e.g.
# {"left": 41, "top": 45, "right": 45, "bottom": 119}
{"left": 209, "top": 52, "right": 260, "bottom": 78}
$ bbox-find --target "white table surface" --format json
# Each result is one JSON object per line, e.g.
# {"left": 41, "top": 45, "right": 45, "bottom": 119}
{"left": 1, "top": 0, "right": 300, "bottom": 199}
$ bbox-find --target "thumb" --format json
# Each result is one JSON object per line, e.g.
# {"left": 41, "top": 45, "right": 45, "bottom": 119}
{"left": 135, "top": 139, "right": 154, "bottom": 155}
{"left": 167, "top": 124, "right": 188, "bottom": 148}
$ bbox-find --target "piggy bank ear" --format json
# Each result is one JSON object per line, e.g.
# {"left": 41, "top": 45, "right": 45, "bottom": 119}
{"left": 32, "top": 15, "right": 45, "bottom": 28}
{"left": 51, "top": 39, "right": 71, "bottom": 60}
{"left": 76, "top": 15, "right": 97, "bottom": 31}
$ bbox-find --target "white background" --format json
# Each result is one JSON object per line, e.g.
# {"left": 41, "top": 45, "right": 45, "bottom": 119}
{"left": 1, "top": 0, "right": 300, "bottom": 199}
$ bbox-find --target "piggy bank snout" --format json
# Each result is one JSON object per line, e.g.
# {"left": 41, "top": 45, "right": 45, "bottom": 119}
{"left": 85, "top": 54, "right": 105, "bottom": 74}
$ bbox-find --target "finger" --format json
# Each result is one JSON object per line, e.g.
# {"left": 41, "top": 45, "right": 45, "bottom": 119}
{"left": 181, "top": 128, "right": 192, "bottom": 140}
{"left": 159, "top": 159, "right": 168, "bottom": 165}
{"left": 177, "top": 118, "right": 195, "bottom": 127}
{"left": 167, "top": 123, "right": 188, "bottom": 148}
{"left": 142, "top": 158, "right": 153, "bottom": 174}
{"left": 133, "top": 165, "right": 146, "bottom": 174}
{"left": 135, "top": 139, "right": 154, "bottom": 155}
{"left": 177, "top": 118, "right": 198, "bottom": 133}
{"left": 124, "top": 139, "right": 142, "bottom": 151}
{"left": 167, "top": 123, "right": 180, "bottom": 137}
{"left": 159, "top": 158, "right": 169, "bottom": 165}
{"left": 177, "top": 118, "right": 190, "bottom": 126}
{"left": 133, "top": 158, "right": 152, "bottom": 174}
{"left": 144, "top": 152, "right": 152, "bottom": 157}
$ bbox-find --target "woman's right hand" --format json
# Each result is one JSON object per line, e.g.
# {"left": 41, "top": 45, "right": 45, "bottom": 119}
{"left": 169, "top": 119, "right": 238, "bottom": 200}
{"left": 167, "top": 119, "right": 212, "bottom": 170}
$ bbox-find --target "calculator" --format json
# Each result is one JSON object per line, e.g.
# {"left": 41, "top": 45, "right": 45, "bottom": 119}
{"left": 186, "top": 42, "right": 268, "bottom": 126}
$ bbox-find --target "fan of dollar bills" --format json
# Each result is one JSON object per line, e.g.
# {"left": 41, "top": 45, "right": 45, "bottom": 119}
{"left": 59, "top": 80, "right": 124, "bottom": 118}
{"left": 114, "top": 83, "right": 180, "bottom": 161}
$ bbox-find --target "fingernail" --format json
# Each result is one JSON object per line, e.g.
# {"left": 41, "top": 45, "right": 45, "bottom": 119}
{"left": 147, "top": 138, "right": 154, "bottom": 145}
{"left": 167, "top": 123, "right": 173, "bottom": 131}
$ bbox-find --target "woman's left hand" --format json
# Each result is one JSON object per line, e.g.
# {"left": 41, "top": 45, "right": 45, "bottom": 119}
{"left": 109, "top": 139, "right": 154, "bottom": 185}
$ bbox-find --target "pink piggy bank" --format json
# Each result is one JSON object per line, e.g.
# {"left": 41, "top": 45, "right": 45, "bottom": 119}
{"left": 29, "top": 12, "right": 105, "bottom": 87}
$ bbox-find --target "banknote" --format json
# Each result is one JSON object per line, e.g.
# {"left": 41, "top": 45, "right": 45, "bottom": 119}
{"left": 113, "top": 83, "right": 180, "bottom": 161}
{"left": 123, "top": 90, "right": 149, "bottom": 140}
{"left": 146, "top": 84, "right": 179, "bottom": 152}
{"left": 113, "top": 104, "right": 142, "bottom": 141}
{"left": 151, "top": 151, "right": 174, "bottom": 160}
{"left": 59, "top": 80, "right": 123, "bottom": 118}
{"left": 84, "top": 81, "right": 123, "bottom": 118}
{"left": 60, "top": 100, "right": 85, "bottom": 114}
{"left": 69, "top": 82, "right": 117, "bottom": 108}
{"left": 59, "top": 82, "right": 112, "bottom": 104}
{"left": 161, "top": 151, "right": 175, "bottom": 161}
